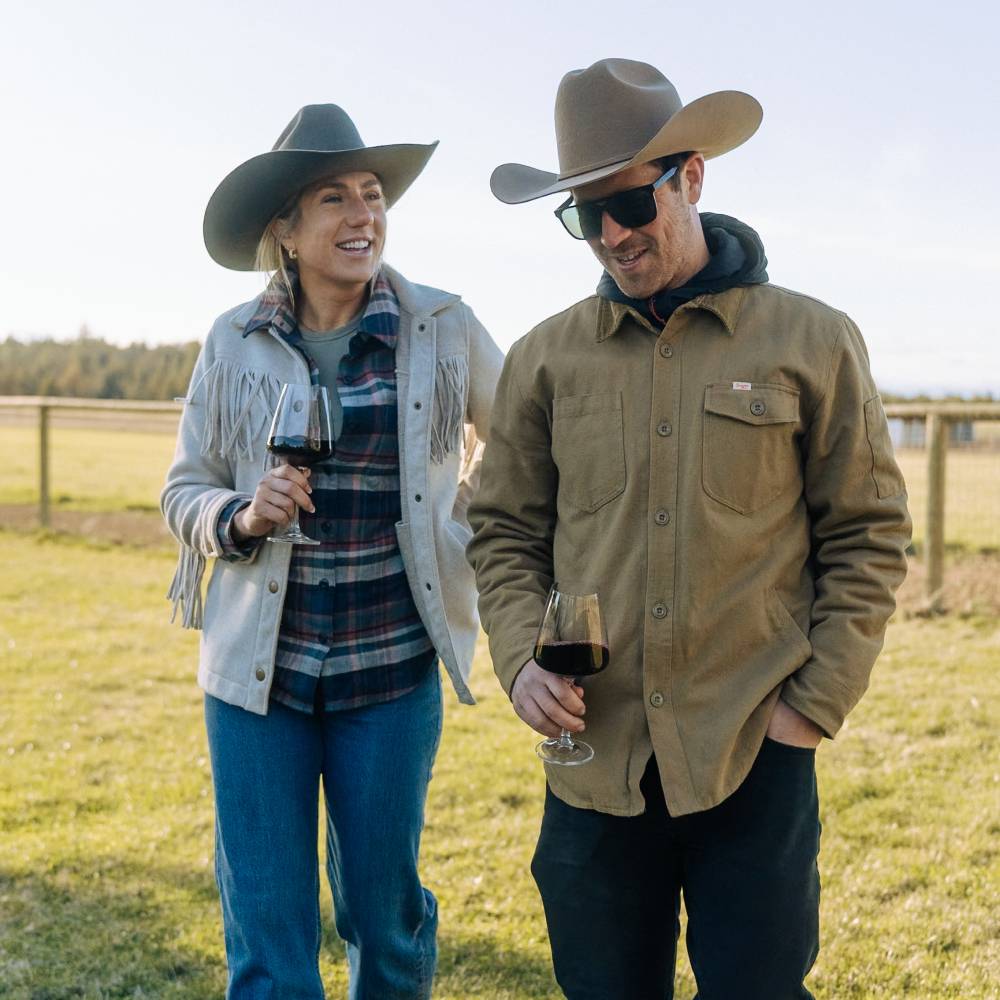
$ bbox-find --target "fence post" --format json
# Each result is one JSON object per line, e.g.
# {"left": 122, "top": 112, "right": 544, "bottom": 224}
{"left": 38, "top": 402, "right": 51, "bottom": 528}
{"left": 925, "top": 413, "right": 947, "bottom": 604}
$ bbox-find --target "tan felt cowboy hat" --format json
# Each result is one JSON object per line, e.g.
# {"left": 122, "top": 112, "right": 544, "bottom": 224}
{"left": 204, "top": 104, "right": 438, "bottom": 271}
{"left": 491, "top": 59, "right": 762, "bottom": 204}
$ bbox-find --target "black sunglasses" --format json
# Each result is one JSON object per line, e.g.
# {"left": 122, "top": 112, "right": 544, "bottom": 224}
{"left": 554, "top": 165, "right": 679, "bottom": 240}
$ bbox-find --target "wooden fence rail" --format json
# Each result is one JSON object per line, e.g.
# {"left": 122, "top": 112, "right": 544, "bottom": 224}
{"left": 1, "top": 396, "right": 998, "bottom": 604}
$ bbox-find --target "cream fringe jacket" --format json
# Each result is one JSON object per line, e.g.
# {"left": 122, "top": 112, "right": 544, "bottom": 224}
{"left": 161, "top": 264, "right": 503, "bottom": 713}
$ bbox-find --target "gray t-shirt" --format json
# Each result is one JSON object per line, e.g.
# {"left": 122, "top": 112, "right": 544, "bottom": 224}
{"left": 299, "top": 317, "right": 362, "bottom": 438}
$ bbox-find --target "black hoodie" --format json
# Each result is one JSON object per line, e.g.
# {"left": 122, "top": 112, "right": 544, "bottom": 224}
{"left": 596, "top": 212, "right": 769, "bottom": 327}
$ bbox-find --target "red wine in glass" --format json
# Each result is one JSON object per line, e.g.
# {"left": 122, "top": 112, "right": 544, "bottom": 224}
{"left": 266, "top": 435, "right": 334, "bottom": 467}
{"left": 265, "top": 383, "right": 333, "bottom": 545}
{"left": 534, "top": 640, "right": 609, "bottom": 677}
{"left": 533, "top": 585, "right": 609, "bottom": 765}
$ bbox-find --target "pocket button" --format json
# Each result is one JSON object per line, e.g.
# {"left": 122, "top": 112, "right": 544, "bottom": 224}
{"left": 750, "top": 399, "right": 766, "bottom": 416}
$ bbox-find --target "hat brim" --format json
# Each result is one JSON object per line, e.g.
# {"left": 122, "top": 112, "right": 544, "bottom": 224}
{"left": 490, "top": 90, "right": 762, "bottom": 204}
{"left": 204, "top": 141, "right": 438, "bottom": 271}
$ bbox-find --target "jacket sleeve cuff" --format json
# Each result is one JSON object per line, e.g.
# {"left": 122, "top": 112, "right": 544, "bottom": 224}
{"left": 216, "top": 497, "right": 263, "bottom": 562}
{"left": 780, "top": 667, "right": 859, "bottom": 740}
{"left": 491, "top": 627, "right": 541, "bottom": 698}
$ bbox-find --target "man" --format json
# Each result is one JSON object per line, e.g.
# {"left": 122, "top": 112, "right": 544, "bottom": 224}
{"left": 467, "top": 59, "right": 910, "bottom": 1000}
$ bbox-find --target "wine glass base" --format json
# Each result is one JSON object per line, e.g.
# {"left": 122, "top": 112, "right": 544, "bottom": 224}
{"left": 267, "top": 531, "right": 321, "bottom": 546}
{"left": 536, "top": 736, "right": 595, "bottom": 766}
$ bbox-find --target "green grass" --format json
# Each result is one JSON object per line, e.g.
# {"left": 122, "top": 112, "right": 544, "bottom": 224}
{"left": 1, "top": 532, "right": 998, "bottom": 998}
{"left": 0, "top": 425, "right": 177, "bottom": 513}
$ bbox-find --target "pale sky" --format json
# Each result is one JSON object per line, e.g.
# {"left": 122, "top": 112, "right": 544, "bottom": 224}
{"left": 1, "top": 0, "right": 997, "bottom": 395}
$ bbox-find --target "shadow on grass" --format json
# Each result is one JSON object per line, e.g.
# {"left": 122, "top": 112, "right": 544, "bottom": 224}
{"left": 0, "top": 861, "right": 224, "bottom": 999}
{"left": 1, "top": 863, "right": 557, "bottom": 999}
{"left": 436, "top": 931, "right": 558, "bottom": 997}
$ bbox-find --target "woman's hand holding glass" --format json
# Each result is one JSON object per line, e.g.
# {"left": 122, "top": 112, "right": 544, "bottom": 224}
{"left": 231, "top": 464, "right": 315, "bottom": 543}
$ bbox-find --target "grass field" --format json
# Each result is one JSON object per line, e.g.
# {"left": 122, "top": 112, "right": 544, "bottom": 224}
{"left": 1, "top": 531, "right": 998, "bottom": 999}
{"left": 0, "top": 424, "right": 177, "bottom": 514}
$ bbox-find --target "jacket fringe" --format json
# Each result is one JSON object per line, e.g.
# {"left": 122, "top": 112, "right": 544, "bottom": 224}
{"left": 431, "top": 355, "right": 468, "bottom": 464}
{"left": 167, "top": 545, "right": 207, "bottom": 629}
{"left": 192, "top": 359, "right": 282, "bottom": 461}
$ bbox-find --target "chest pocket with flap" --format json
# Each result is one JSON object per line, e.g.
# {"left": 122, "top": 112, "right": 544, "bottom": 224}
{"left": 551, "top": 391, "right": 626, "bottom": 513}
{"left": 702, "top": 383, "right": 802, "bottom": 515}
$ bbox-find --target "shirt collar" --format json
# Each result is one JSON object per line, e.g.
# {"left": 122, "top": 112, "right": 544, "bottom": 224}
{"left": 595, "top": 285, "right": 746, "bottom": 342}
{"left": 242, "top": 267, "right": 400, "bottom": 348}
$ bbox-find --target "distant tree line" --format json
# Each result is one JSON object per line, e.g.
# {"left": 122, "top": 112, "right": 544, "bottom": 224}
{"left": 0, "top": 329, "right": 994, "bottom": 404}
{"left": 0, "top": 328, "right": 201, "bottom": 400}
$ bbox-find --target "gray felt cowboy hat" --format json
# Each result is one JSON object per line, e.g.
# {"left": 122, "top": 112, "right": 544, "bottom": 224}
{"left": 204, "top": 104, "right": 438, "bottom": 270}
{"left": 490, "top": 58, "right": 762, "bottom": 204}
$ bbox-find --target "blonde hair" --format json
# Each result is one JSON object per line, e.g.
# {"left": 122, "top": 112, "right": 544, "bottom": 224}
{"left": 253, "top": 194, "right": 303, "bottom": 306}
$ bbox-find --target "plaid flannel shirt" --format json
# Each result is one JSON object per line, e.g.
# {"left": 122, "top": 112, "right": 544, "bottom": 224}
{"left": 217, "top": 270, "right": 436, "bottom": 712}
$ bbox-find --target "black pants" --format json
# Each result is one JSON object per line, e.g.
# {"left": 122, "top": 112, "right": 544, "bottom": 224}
{"left": 531, "top": 739, "right": 821, "bottom": 1000}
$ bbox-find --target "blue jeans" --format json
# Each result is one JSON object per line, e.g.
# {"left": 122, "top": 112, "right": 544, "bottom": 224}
{"left": 204, "top": 669, "right": 442, "bottom": 1000}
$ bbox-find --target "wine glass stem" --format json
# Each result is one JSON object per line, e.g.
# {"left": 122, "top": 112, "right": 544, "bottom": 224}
{"left": 287, "top": 465, "right": 307, "bottom": 532}
{"left": 558, "top": 729, "right": 574, "bottom": 747}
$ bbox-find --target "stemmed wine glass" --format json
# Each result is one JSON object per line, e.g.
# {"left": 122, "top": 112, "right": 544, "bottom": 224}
{"left": 265, "top": 383, "right": 333, "bottom": 545}
{"left": 533, "top": 584, "right": 609, "bottom": 765}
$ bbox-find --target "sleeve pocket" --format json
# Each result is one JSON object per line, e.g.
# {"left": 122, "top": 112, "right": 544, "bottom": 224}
{"left": 863, "top": 396, "right": 906, "bottom": 499}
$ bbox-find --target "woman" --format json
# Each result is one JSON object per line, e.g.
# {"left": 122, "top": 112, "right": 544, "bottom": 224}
{"left": 161, "top": 104, "right": 502, "bottom": 999}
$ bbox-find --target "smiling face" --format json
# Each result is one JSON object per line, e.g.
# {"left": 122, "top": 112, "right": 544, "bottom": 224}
{"left": 571, "top": 155, "right": 707, "bottom": 299}
{"left": 282, "top": 170, "right": 387, "bottom": 298}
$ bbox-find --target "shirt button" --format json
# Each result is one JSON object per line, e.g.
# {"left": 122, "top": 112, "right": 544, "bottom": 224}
{"left": 654, "top": 508, "right": 670, "bottom": 526}
{"left": 425, "top": 582, "right": 432, "bottom": 591}
{"left": 657, "top": 421, "right": 672, "bottom": 437}
{"left": 750, "top": 399, "right": 766, "bottom": 416}
{"left": 659, "top": 343, "right": 673, "bottom": 358}
{"left": 649, "top": 691, "right": 665, "bottom": 708}
{"left": 415, "top": 494, "right": 422, "bottom": 502}
{"left": 255, "top": 667, "right": 266, "bottom": 681}
{"left": 267, "top": 580, "right": 279, "bottom": 593}
{"left": 652, "top": 603, "right": 668, "bottom": 619}
{"left": 414, "top": 401, "right": 422, "bottom": 410}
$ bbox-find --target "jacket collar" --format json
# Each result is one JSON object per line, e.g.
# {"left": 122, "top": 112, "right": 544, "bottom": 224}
{"left": 228, "top": 261, "right": 460, "bottom": 336}
{"left": 379, "top": 262, "right": 461, "bottom": 319}
{"left": 595, "top": 284, "right": 747, "bottom": 342}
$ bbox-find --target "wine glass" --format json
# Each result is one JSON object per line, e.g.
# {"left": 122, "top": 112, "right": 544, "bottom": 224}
{"left": 533, "top": 584, "right": 609, "bottom": 765}
{"left": 265, "top": 383, "right": 333, "bottom": 545}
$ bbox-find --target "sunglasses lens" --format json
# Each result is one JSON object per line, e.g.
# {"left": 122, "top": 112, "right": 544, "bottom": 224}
{"left": 575, "top": 204, "right": 605, "bottom": 239}
{"left": 558, "top": 205, "right": 586, "bottom": 239}
{"left": 607, "top": 188, "right": 657, "bottom": 230}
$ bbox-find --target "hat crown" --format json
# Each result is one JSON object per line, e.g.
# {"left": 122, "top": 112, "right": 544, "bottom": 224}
{"left": 272, "top": 104, "right": 365, "bottom": 154}
{"left": 554, "top": 59, "right": 684, "bottom": 180}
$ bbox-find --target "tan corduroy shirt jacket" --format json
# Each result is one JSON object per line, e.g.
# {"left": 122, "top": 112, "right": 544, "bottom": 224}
{"left": 467, "top": 283, "right": 911, "bottom": 817}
